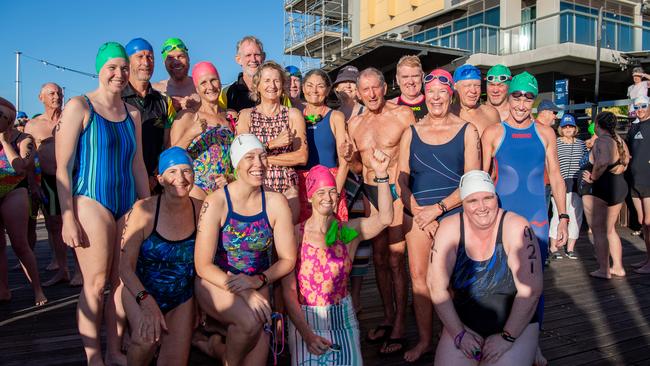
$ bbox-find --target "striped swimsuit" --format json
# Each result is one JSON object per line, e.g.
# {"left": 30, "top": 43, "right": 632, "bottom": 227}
{"left": 73, "top": 96, "right": 137, "bottom": 219}
{"left": 249, "top": 106, "right": 299, "bottom": 193}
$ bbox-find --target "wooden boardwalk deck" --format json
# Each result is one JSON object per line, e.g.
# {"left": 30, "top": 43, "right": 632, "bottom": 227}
{"left": 1, "top": 220, "right": 649, "bottom": 365}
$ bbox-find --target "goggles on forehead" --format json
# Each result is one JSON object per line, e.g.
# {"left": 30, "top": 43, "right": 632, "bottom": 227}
{"left": 486, "top": 74, "right": 511, "bottom": 83}
{"left": 161, "top": 44, "right": 188, "bottom": 55}
{"left": 633, "top": 103, "right": 649, "bottom": 110}
{"left": 423, "top": 74, "right": 453, "bottom": 87}
{"left": 511, "top": 91, "right": 535, "bottom": 99}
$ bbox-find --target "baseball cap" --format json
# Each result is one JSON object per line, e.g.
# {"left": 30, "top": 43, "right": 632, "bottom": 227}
{"left": 334, "top": 66, "right": 359, "bottom": 85}
{"left": 559, "top": 114, "right": 576, "bottom": 127}
{"left": 537, "top": 100, "right": 560, "bottom": 112}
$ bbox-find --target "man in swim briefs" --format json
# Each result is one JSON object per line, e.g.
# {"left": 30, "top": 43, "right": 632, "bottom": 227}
{"left": 348, "top": 67, "right": 415, "bottom": 354}
{"left": 451, "top": 64, "right": 500, "bottom": 135}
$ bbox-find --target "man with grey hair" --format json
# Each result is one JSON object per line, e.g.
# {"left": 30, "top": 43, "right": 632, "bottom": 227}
{"left": 348, "top": 67, "right": 415, "bottom": 355}
{"left": 218, "top": 35, "right": 266, "bottom": 114}
{"left": 628, "top": 66, "right": 650, "bottom": 120}
{"left": 26, "top": 83, "right": 82, "bottom": 286}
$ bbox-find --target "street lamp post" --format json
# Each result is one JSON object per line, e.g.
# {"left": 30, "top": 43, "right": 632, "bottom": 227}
{"left": 592, "top": 6, "right": 603, "bottom": 121}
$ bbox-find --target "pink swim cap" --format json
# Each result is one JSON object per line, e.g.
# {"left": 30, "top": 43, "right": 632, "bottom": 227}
{"left": 424, "top": 69, "right": 454, "bottom": 95}
{"left": 191, "top": 61, "right": 219, "bottom": 88}
{"left": 306, "top": 165, "right": 337, "bottom": 198}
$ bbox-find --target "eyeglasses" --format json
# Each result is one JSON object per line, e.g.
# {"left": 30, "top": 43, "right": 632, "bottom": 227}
{"left": 633, "top": 104, "right": 648, "bottom": 110}
{"left": 486, "top": 75, "right": 511, "bottom": 83}
{"left": 511, "top": 91, "right": 535, "bottom": 99}
{"left": 161, "top": 44, "right": 188, "bottom": 55}
{"left": 423, "top": 74, "right": 453, "bottom": 88}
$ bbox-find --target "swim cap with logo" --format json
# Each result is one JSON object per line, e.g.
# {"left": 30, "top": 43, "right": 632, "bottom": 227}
{"left": 306, "top": 165, "right": 337, "bottom": 198}
{"left": 459, "top": 170, "right": 495, "bottom": 200}
{"left": 95, "top": 42, "right": 128, "bottom": 73}
{"left": 508, "top": 72, "right": 538, "bottom": 97}
{"left": 230, "top": 134, "right": 265, "bottom": 169}
{"left": 161, "top": 38, "right": 189, "bottom": 60}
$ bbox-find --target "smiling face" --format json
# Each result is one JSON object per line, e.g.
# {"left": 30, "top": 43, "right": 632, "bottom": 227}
{"left": 236, "top": 148, "right": 268, "bottom": 186}
{"left": 508, "top": 93, "right": 535, "bottom": 123}
{"left": 158, "top": 164, "right": 194, "bottom": 197}
{"left": 396, "top": 65, "right": 423, "bottom": 99}
{"left": 196, "top": 72, "right": 221, "bottom": 104}
{"left": 0, "top": 105, "right": 15, "bottom": 133}
{"left": 310, "top": 185, "right": 339, "bottom": 216}
{"left": 236, "top": 40, "right": 265, "bottom": 78}
{"left": 424, "top": 80, "right": 452, "bottom": 118}
{"left": 288, "top": 76, "right": 302, "bottom": 99}
{"left": 486, "top": 82, "right": 508, "bottom": 106}
{"left": 357, "top": 74, "right": 386, "bottom": 112}
{"left": 257, "top": 67, "right": 284, "bottom": 103}
{"left": 456, "top": 79, "right": 481, "bottom": 107}
{"left": 335, "top": 81, "right": 357, "bottom": 100}
{"left": 462, "top": 191, "right": 499, "bottom": 229}
{"left": 303, "top": 74, "right": 329, "bottom": 105}
{"left": 129, "top": 50, "right": 154, "bottom": 82}
{"left": 39, "top": 83, "right": 63, "bottom": 110}
{"left": 635, "top": 103, "right": 650, "bottom": 121}
{"left": 164, "top": 50, "right": 190, "bottom": 81}
{"left": 99, "top": 58, "right": 129, "bottom": 93}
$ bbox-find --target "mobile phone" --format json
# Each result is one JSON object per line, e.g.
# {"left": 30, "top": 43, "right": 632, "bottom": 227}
{"left": 329, "top": 344, "right": 341, "bottom": 352}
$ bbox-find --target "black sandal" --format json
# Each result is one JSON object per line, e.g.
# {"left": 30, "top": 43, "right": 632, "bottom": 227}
{"left": 366, "top": 324, "right": 393, "bottom": 345}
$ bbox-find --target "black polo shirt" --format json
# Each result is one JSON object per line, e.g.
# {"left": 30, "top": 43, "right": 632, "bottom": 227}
{"left": 122, "top": 83, "right": 176, "bottom": 176}
{"left": 220, "top": 72, "right": 257, "bottom": 112}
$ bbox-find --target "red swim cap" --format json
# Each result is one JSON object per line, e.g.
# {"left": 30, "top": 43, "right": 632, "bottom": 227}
{"left": 191, "top": 61, "right": 219, "bottom": 88}
{"left": 306, "top": 165, "right": 337, "bottom": 198}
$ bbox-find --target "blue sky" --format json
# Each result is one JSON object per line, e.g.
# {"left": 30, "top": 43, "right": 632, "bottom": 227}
{"left": 0, "top": 1, "right": 294, "bottom": 116}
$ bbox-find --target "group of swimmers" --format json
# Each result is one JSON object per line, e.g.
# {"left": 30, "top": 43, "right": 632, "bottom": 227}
{"left": 0, "top": 33, "right": 649, "bottom": 366}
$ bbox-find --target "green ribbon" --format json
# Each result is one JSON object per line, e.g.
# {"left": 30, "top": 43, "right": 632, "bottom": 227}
{"left": 325, "top": 220, "right": 359, "bottom": 246}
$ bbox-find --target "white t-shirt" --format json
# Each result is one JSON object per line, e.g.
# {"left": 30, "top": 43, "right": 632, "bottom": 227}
{"left": 628, "top": 81, "right": 649, "bottom": 100}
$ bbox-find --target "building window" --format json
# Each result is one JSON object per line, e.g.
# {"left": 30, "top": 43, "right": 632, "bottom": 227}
{"left": 560, "top": 1, "right": 636, "bottom": 51}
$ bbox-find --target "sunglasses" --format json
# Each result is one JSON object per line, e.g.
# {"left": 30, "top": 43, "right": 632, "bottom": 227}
{"left": 633, "top": 104, "right": 648, "bottom": 110}
{"left": 511, "top": 91, "right": 535, "bottom": 99}
{"left": 486, "top": 75, "right": 511, "bottom": 83}
{"left": 423, "top": 74, "right": 453, "bottom": 87}
{"left": 161, "top": 44, "right": 188, "bottom": 55}
{"left": 304, "top": 114, "right": 323, "bottom": 124}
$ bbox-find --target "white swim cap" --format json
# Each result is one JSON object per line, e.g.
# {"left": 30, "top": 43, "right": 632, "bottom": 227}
{"left": 230, "top": 134, "right": 265, "bottom": 169}
{"left": 459, "top": 170, "right": 495, "bottom": 200}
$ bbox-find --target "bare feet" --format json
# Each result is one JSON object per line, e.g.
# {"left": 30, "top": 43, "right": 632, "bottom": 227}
{"left": 589, "top": 270, "right": 611, "bottom": 279}
{"left": 70, "top": 272, "right": 83, "bottom": 287}
{"left": 104, "top": 351, "right": 127, "bottom": 366}
{"left": 404, "top": 341, "right": 433, "bottom": 362}
{"left": 43, "top": 271, "right": 70, "bottom": 287}
{"left": 610, "top": 268, "right": 626, "bottom": 277}
{"left": 534, "top": 346, "right": 548, "bottom": 366}
{"left": 35, "top": 293, "right": 48, "bottom": 307}
{"left": 192, "top": 331, "right": 225, "bottom": 359}
{"left": 45, "top": 261, "right": 59, "bottom": 271}
{"left": 633, "top": 264, "right": 650, "bottom": 274}
{"left": 631, "top": 259, "right": 648, "bottom": 268}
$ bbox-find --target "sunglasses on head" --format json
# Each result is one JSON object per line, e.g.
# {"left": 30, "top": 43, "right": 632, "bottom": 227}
{"left": 633, "top": 103, "right": 649, "bottom": 110}
{"left": 423, "top": 74, "right": 452, "bottom": 87}
{"left": 486, "top": 75, "right": 511, "bottom": 83}
{"left": 511, "top": 91, "right": 535, "bottom": 99}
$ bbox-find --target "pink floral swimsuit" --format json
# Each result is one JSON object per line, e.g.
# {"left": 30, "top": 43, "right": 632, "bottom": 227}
{"left": 296, "top": 224, "right": 352, "bottom": 306}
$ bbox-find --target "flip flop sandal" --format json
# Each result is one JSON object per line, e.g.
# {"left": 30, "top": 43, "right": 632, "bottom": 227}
{"left": 379, "top": 337, "right": 407, "bottom": 355}
{"left": 366, "top": 324, "right": 393, "bottom": 345}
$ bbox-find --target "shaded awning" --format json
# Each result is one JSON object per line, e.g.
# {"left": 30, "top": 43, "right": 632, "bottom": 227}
{"left": 324, "top": 38, "right": 468, "bottom": 96}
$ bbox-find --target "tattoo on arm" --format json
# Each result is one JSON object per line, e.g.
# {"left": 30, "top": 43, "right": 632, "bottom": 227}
{"left": 54, "top": 120, "right": 62, "bottom": 133}
{"left": 524, "top": 226, "right": 537, "bottom": 273}
{"left": 474, "top": 128, "right": 482, "bottom": 160}
{"left": 429, "top": 246, "right": 438, "bottom": 263}
{"left": 119, "top": 208, "right": 134, "bottom": 246}
{"left": 197, "top": 201, "right": 210, "bottom": 233}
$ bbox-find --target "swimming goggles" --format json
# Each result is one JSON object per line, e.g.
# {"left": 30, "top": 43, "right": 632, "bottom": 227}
{"left": 633, "top": 103, "right": 648, "bottom": 110}
{"left": 486, "top": 75, "right": 512, "bottom": 83}
{"left": 510, "top": 91, "right": 536, "bottom": 99}
{"left": 423, "top": 74, "right": 453, "bottom": 88}
{"left": 161, "top": 43, "right": 189, "bottom": 55}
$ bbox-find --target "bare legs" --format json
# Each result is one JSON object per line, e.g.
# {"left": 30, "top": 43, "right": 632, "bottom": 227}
{"left": 631, "top": 197, "right": 650, "bottom": 273}
{"left": 404, "top": 214, "right": 434, "bottom": 362}
{"left": 582, "top": 195, "right": 625, "bottom": 279}
{"left": 1, "top": 188, "right": 47, "bottom": 305}
{"left": 43, "top": 213, "right": 71, "bottom": 286}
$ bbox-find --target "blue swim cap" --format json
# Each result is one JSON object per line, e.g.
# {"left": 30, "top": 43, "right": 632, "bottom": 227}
{"left": 16, "top": 111, "right": 28, "bottom": 119}
{"left": 285, "top": 65, "right": 302, "bottom": 79}
{"left": 125, "top": 38, "right": 154, "bottom": 57}
{"left": 453, "top": 64, "right": 481, "bottom": 82}
{"left": 158, "top": 146, "right": 193, "bottom": 175}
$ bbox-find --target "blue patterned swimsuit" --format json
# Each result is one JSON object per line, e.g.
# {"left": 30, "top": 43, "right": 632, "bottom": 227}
{"left": 214, "top": 185, "right": 273, "bottom": 275}
{"left": 136, "top": 195, "right": 196, "bottom": 313}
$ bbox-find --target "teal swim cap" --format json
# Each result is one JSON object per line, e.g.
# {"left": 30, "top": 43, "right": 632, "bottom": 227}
{"left": 95, "top": 42, "right": 128, "bottom": 73}
{"left": 508, "top": 72, "right": 538, "bottom": 97}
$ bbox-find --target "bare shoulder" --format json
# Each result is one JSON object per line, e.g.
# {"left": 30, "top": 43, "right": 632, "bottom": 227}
{"left": 130, "top": 196, "right": 157, "bottom": 220}
{"left": 265, "top": 190, "right": 289, "bottom": 206}
{"left": 288, "top": 107, "right": 303, "bottom": 120}
{"left": 330, "top": 109, "right": 345, "bottom": 123}
{"left": 387, "top": 96, "right": 399, "bottom": 104}
{"left": 435, "top": 213, "right": 461, "bottom": 244}
{"left": 152, "top": 80, "right": 167, "bottom": 93}
{"left": 535, "top": 123, "right": 556, "bottom": 144}
{"left": 483, "top": 122, "right": 503, "bottom": 141}
{"left": 125, "top": 104, "right": 141, "bottom": 122}
{"left": 480, "top": 103, "right": 500, "bottom": 119}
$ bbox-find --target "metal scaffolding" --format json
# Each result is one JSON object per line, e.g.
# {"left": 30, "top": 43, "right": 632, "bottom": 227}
{"left": 283, "top": 0, "right": 351, "bottom": 72}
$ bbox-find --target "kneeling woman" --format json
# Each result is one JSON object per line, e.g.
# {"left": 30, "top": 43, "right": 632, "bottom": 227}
{"left": 119, "top": 147, "right": 201, "bottom": 365}
{"left": 283, "top": 149, "right": 393, "bottom": 366}
{"left": 428, "top": 171, "right": 543, "bottom": 366}
{"left": 194, "top": 134, "right": 296, "bottom": 366}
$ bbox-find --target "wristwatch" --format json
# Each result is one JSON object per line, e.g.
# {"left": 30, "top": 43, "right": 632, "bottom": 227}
{"left": 559, "top": 213, "right": 570, "bottom": 221}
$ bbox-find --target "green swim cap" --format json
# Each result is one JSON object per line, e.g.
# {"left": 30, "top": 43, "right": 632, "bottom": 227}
{"left": 588, "top": 122, "right": 595, "bottom": 136}
{"left": 161, "top": 38, "right": 189, "bottom": 60}
{"left": 486, "top": 64, "right": 512, "bottom": 83}
{"left": 95, "top": 42, "right": 128, "bottom": 73}
{"left": 508, "top": 71, "right": 538, "bottom": 97}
